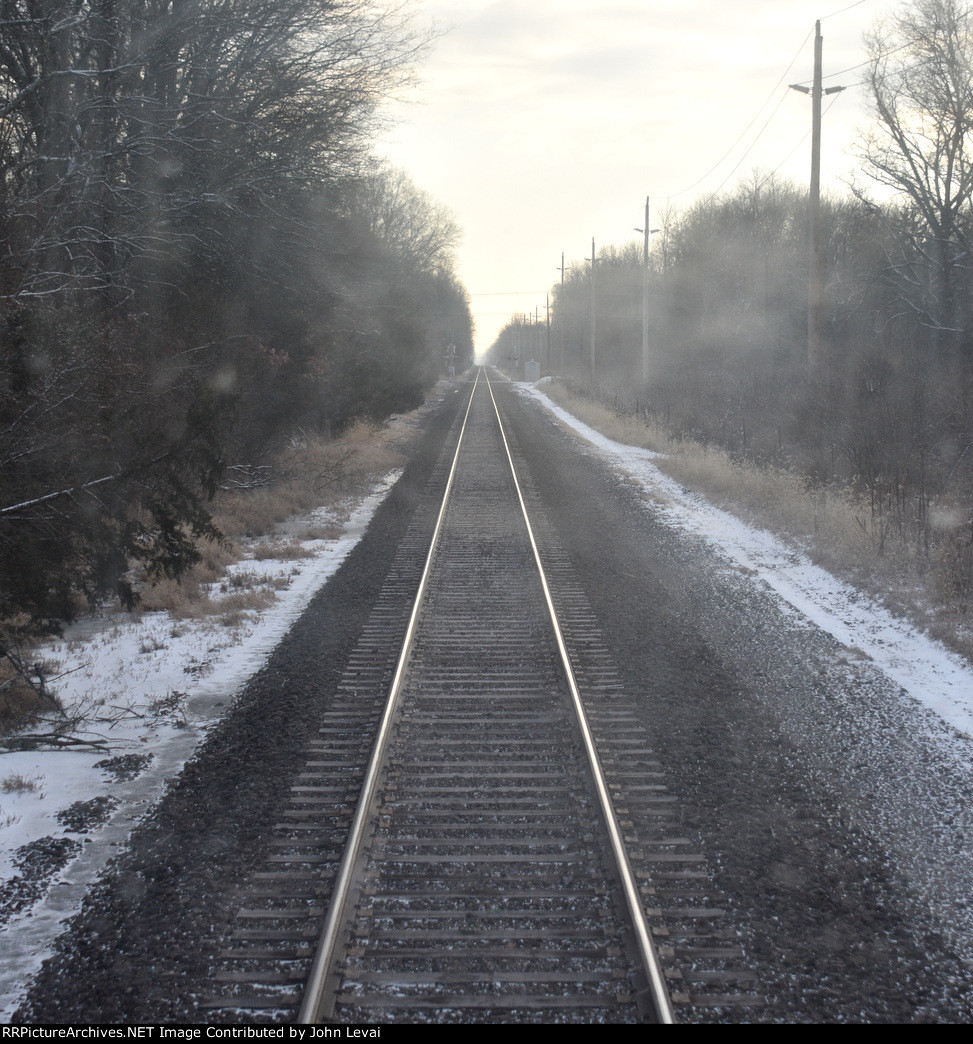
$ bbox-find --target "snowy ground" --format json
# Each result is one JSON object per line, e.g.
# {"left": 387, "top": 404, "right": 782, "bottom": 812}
{"left": 3, "top": 377, "right": 973, "bottom": 1019}
{"left": 0, "top": 472, "right": 399, "bottom": 1019}
{"left": 519, "top": 381, "right": 973, "bottom": 999}
{"left": 519, "top": 382, "right": 973, "bottom": 746}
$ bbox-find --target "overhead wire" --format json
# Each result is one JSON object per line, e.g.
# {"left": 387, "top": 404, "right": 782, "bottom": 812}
{"left": 821, "top": 0, "right": 871, "bottom": 20}
{"left": 694, "top": 87, "right": 799, "bottom": 207}
{"left": 495, "top": 2, "right": 882, "bottom": 338}
{"left": 798, "top": 3, "right": 973, "bottom": 86}
{"left": 658, "top": 25, "right": 814, "bottom": 201}
{"left": 679, "top": 3, "right": 879, "bottom": 206}
{"left": 756, "top": 90, "right": 846, "bottom": 192}
{"left": 790, "top": 40, "right": 913, "bottom": 87}
{"left": 660, "top": 2, "right": 881, "bottom": 204}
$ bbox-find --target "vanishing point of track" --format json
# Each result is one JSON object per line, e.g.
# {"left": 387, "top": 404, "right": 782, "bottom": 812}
{"left": 205, "top": 369, "right": 757, "bottom": 1023}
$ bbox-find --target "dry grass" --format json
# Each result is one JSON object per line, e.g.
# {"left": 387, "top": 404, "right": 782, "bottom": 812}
{"left": 137, "top": 575, "right": 210, "bottom": 618}
{"left": 137, "top": 570, "right": 282, "bottom": 621}
{"left": 297, "top": 523, "right": 345, "bottom": 541}
{"left": 0, "top": 633, "right": 63, "bottom": 735}
{"left": 0, "top": 411, "right": 416, "bottom": 734}
{"left": 250, "top": 539, "right": 315, "bottom": 561}
{"left": 542, "top": 380, "right": 973, "bottom": 663}
{"left": 211, "top": 419, "right": 403, "bottom": 541}
{"left": 0, "top": 659, "right": 42, "bottom": 731}
{"left": 134, "top": 411, "right": 415, "bottom": 621}
{"left": 1, "top": 772, "right": 42, "bottom": 795}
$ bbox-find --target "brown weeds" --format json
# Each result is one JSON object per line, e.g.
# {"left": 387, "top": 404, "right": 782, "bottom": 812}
{"left": 542, "top": 379, "right": 973, "bottom": 663}
{"left": 134, "top": 413, "right": 410, "bottom": 622}
{"left": 250, "top": 539, "right": 315, "bottom": 561}
{"left": 0, "top": 635, "right": 63, "bottom": 734}
{"left": 1, "top": 773, "right": 42, "bottom": 795}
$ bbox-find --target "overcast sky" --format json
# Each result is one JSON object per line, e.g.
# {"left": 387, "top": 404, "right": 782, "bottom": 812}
{"left": 377, "top": 0, "right": 895, "bottom": 352}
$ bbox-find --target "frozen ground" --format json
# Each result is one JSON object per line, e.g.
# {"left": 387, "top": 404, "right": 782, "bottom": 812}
{"left": 520, "top": 381, "right": 973, "bottom": 743}
{"left": 518, "top": 381, "right": 973, "bottom": 1012}
{"left": 3, "top": 377, "right": 973, "bottom": 1020}
{"left": 0, "top": 472, "right": 399, "bottom": 1019}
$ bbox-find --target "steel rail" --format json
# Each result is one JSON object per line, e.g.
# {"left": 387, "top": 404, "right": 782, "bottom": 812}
{"left": 483, "top": 369, "right": 676, "bottom": 1025}
{"left": 298, "top": 365, "right": 673, "bottom": 1023}
{"left": 296, "top": 369, "right": 481, "bottom": 1024}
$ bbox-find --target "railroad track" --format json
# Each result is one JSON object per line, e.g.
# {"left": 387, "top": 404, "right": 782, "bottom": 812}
{"left": 205, "top": 369, "right": 758, "bottom": 1023}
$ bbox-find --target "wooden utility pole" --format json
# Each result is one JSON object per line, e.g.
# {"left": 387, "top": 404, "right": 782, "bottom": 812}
{"left": 590, "top": 237, "right": 597, "bottom": 379}
{"left": 791, "top": 21, "right": 844, "bottom": 375}
{"left": 545, "top": 293, "right": 551, "bottom": 371}
{"left": 557, "top": 252, "right": 568, "bottom": 374}
{"left": 809, "top": 20, "right": 823, "bottom": 373}
{"left": 642, "top": 196, "right": 650, "bottom": 385}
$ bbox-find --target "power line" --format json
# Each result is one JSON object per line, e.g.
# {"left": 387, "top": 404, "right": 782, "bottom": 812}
{"left": 695, "top": 87, "right": 797, "bottom": 207}
{"left": 756, "top": 90, "right": 844, "bottom": 192}
{"left": 790, "top": 40, "right": 913, "bottom": 86}
{"left": 667, "top": 17, "right": 880, "bottom": 208}
{"left": 820, "top": 0, "right": 871, "bottom": 20}
{"left": 660, "top": 26, "right": 814, "bottom": 200}
{"left": 496, "top": 4, "right": 885, "bottom": 335}
{"left": 796, "top": 3, "right": 973, "bottom": 86}
{"left": 661, "top": 5, "right": 883, "bottom": 201}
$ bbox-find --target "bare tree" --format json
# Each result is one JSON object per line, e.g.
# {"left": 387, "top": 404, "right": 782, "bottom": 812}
{"left": 0, "top": 1, "right": 466, "bottom": 630}
{"left": 352, "top": 163, "right": 461, "bottom": 276}
{"left": 856, "top": 0, "right": 973, "bottom": 352}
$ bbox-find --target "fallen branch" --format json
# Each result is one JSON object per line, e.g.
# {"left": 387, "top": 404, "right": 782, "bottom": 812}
{"left": 1, "top": 733, "right": 110, "bottom": 753}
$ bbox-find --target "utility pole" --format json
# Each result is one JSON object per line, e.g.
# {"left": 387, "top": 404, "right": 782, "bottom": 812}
{"left": 557, "top": 252, "right": 568, "bottom": 375}
{"left": 534, "top": 306, "right": 540, "bottom": 366}
{"left": 590, "top": 237, "right": 597, "bottom": 380}
{"left": 545, "top": 293, "right": 551, "bottom": 372}
{"left": 642, "top": 197, "right": 650, "bottom": 384}
{"left": 635, "top": 198, "right": 660, "bottom": 385}
{"left": 790, "top": 21, "right": 843, "bottom": 375}
{"left": 809, "top": 20, "right": 823, "bottom": 373}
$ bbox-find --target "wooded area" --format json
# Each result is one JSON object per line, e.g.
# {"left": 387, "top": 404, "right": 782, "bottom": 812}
{"left": 490, "top": 0, "right": 973, "bottom": 616}
{"left": 0, "top": 1, "right": 473, "bottom": 631}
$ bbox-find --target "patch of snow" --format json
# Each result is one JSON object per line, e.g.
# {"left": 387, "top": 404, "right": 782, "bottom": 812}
{"left": 0, "top": 472, "right": 399, "bottom": 1019}
{"left": 518, "top": 382, "right": 973, "bottom": 742}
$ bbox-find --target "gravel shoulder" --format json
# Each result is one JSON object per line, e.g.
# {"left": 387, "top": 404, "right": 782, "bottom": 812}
{"left": 13, "top": 383, "right": 469, "bottom": 1024}
{"left": 495, "top": 379, "right": 973, "bottom": 1023}
{"left": 13, "top": 372, "right": 973, "bottom": 1023}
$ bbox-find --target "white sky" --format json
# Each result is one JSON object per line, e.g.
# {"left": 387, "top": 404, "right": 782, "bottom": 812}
{"left": 376, "top": 0, "right": 895, "bottom": 351}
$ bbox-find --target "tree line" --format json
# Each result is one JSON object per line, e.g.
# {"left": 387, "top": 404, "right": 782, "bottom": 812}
{"left": 0, "top": 1, "right": 473, "bottom": 629}
{"left": 489, "top": 0, "right": 973, "bottom": 601}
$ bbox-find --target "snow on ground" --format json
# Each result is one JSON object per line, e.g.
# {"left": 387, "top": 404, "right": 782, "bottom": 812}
{"left": 0, "top": 472, "right": 399, "bottom": 1018}
{"left": 4, "top": 376, "right": 973, "bottom": 1017}
{"left": 519, "top": 381, "right": 973, "bottom": 743}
